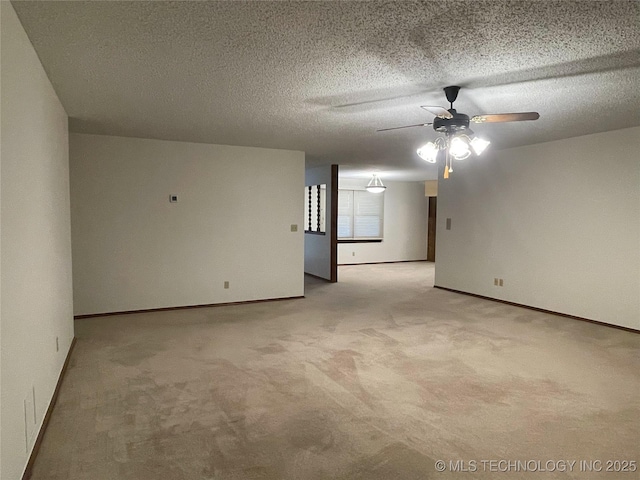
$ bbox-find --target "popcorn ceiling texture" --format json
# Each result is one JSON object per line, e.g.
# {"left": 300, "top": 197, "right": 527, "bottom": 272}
{"left": 12, "top": 0, "right": 640, "bottom": 180}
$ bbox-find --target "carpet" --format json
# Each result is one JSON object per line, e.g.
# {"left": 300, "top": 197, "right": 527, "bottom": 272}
{"left": 31, "top": 263, "right": 639, "bottom": 479}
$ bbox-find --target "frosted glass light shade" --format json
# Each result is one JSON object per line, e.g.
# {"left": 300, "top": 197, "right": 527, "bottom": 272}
{"left": 417, "top": 142, "right": 438, "bottom": 163}
{"left": 471, "top": 136, "right": 490, "bottom": 155}
{"left": 449, "top": 136, "right": 471, "bottom": 160}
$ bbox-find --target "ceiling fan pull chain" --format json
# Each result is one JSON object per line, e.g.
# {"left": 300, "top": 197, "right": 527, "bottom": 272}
{"left": 444, "top": 153, "right": 450, "bottom": 179}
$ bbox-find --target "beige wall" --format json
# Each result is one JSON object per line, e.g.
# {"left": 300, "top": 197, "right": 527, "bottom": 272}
{"left": 70, "top": 133, "right": 304, "bottom": 315}
{"left": 338, "top": 179, "right": 428, "bottom": 265}
{"left": 425, "top": 180, "right": 438, "bottom": 197}
{"left": 1, "top": 3, "right": 74, "bottom": 479}
{"left": 435, "top": 127, "right": 640, "bottom": 330}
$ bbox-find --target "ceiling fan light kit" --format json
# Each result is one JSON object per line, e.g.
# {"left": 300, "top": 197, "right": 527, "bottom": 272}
{"left": 379, "top": 86, "right": 540, "bottom": 179}
{"left": 417, "top": 133, "right": 487, "bottom": 176}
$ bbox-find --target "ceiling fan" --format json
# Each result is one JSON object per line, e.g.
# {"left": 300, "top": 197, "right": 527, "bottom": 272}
{"left": 377, "top": 86, "right": 539, "bottom": 178}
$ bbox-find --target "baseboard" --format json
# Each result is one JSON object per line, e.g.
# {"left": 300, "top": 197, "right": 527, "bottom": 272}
{"left": 434, "top": 286, "right": 639, "bottom": 333}
{"left": 22, "top": 337, "right": 77, "bottom": 480}
{"left": 338, "top": 259, "right": 429, "bottom": 266}
{"left": 74, "top": 296, "right": 304, "bottom": 319}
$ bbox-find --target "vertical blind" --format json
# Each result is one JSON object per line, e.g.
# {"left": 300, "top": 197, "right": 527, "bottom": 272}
{"left": 338, "top": 190, "right": 384, "bottom": 239}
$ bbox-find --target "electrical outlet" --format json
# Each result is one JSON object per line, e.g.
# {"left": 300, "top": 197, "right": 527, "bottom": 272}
{"left": 224, "top": 281, "right": 229, "bottom": 289}
{"left": 290, "top": 224, "right": 298, "bottom": 232}
{"left": 499, "top": 279, "right": 504, "bottom": 287}
{"left": 494, "top": 278, "right": 499, "bottom": 286}
{"left": 446, "top": 218, "right": 452, "bottom": 230}
{"left": 56, "top": 336, "right": 59, "bottom": 352}
{"left": 170, "top": 194, "right": 178, "bottom": 203}
{"left": 352, "top": 252, "right": 355, "bottom": 256}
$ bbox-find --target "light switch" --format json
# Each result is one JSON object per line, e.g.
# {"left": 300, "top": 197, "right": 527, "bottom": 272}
{"left": 446, "top": 218, "right": 452, "bottom": 230}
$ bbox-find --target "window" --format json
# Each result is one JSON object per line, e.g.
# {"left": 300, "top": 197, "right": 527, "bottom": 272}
{"left": 338, "top": 189, "right": 384, "bottom": 240}
{"left": 304, "top": 184, "right": 326, "bottom": 234}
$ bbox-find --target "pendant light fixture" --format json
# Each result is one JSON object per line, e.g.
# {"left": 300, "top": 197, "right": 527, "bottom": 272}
{"left": 365, "top": 173, "right": 386, "bottom": 193}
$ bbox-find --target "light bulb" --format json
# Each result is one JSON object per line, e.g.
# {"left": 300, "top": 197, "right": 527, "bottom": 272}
{"left": 470, "top": 137, "right": 490, "bottom": 155}
{"left": 417, "top": 142, "right": 438, "bottom": 163}
{"left": 449, "top": 136, "right": 471, "bottom": 160}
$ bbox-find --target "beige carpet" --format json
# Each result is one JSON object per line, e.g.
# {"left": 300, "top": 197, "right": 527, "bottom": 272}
{"left": 32, "top": 263, "right": 639, "bottom": 479}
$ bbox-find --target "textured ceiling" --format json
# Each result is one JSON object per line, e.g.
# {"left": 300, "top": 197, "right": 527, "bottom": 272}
{"left": 12, "top": 0, "right": 640, "bottom": 181}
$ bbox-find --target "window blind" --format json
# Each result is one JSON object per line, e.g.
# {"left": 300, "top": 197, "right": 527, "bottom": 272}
{"left": 338, "top": 189, "right": 384, "bottom": 239}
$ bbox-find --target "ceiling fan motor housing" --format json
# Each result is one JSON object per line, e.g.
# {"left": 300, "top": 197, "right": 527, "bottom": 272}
{"left": 433, "top": 110, "right": 470, "bottom": 133}
{"left": 444, "top": 85, "right": 461, "bottom": 104}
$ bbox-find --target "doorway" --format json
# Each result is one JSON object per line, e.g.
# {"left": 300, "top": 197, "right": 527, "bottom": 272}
{"left": 427, "top": 196, "right": 437, "bottom": 262}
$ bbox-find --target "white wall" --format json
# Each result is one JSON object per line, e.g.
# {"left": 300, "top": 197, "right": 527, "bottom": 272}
{"left": 435, "top": 127, "right": 640, "bottom": 330}
{"left": 338, "top": 179, "right": 428, "bottom": 265}
{"left": 1, "top": 3, "right": 74, "bottom": 479}
{"left": 70, "top": 133, "right": 304, "bottom": 315}
{"left": 304, "top": 165, "right": 334, "bottom": 280}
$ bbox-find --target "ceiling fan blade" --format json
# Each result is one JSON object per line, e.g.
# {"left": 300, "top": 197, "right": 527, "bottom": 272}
{"left": 420, "top": 106, "right": 453, "bottom": 119}
{"left": 471, "top": 112, "right": 540, "bottom": 123}
{"left": 376, "top": 123, "right": 433, "bottom": 132}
